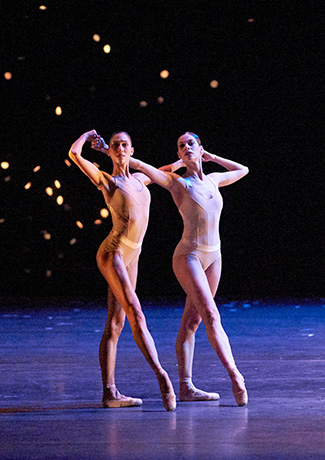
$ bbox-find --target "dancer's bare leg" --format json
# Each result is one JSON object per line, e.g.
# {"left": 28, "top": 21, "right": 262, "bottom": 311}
{"left": 176, "top": 257, "right": 222, "bottom": 401}
{"left": 173, "top": 254, "right": 247, "bottom": 405}
{"left": 97, "top": 251, "right": 176, "bottom": 411}
{"left": 99, "top": 283, "right": 143, "bottom": 407}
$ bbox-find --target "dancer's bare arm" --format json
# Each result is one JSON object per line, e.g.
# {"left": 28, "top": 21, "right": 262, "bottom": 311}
{"left": 202, "top": 151, "right": 249, "bottom": 187}
{"left": 69, "top": 131, "right": 112, "bottom": 189}
{"left": 129, "top": 157, "right": 181, "bottom": 191}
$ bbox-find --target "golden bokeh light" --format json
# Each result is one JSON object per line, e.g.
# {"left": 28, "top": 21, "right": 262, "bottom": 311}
{"left": 103, "top": 44, "right": 111, "bottom": 53}
{"left": 100, "top": 208, "right": 109, "bottom": 218}
{"left": 46, "top": 187, "right": 53, "bottom": 196}
{"left": 55, "top": 106, "right": 62, "bottom": 116}
{"left": 94, "top": 219, "right": 102, "bottom": 225}
{"left": 210, "top": 80, "right": 219, "bottom": 88}
{"left": 25, "top": 182, "right": 32, "bottom": 190}
{"left": 76, "top": 221, "right": 83, "bottom": 229}
{"left": 1, "top": 161, "right": 9, "bottom": 170}
{"left": 54, "top": 180, "right": 61, "bottom": 188}
{"left": 69, "top": 238, "right": 77, "bottom": 245}
{"left": 0, "top": 218, "right": 5, "bottom": 224}
{"left": 139, "top": 101, "right": 148, "bottom": 107}
{"left": 33, "top": 165, "right": 41, "bottom": 173}
{"left": 43, "top": 231, "right": 51, "bottom": 240}
{"left": 160, "top": 70, "right": 169, "bottom": 79}
{"left": 56, "top": 195, "right": 64, "bottom": 205}
{"left": 65, "top": 159, "right": 71, "bottom": 167}
{"left": 39, "top": 5, "right": 47, "bottom": 11}
{"left": 157, "top": 96, "right": 164, "bottom": 104}
{"left": 93, "top": 34, "right": 100, "bottom": 42}
{"left": 45, "top": 270, "right": 52, "bottom": 278}
{"left": 4, "top": 72, "right": 12, "bottom": 80}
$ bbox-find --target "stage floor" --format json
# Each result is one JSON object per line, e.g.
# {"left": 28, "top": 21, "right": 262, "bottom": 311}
{"left": 0, "top": 298, "right": 324, "bottom": 460}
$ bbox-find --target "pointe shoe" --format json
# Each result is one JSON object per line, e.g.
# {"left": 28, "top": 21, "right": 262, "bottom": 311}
{"left": 228, "top": 370, "right": 248, "bottom": 406}
{"left": 179, "top": 384, "right": 220, "bottom": 402}
{"left": 102, "top": 385, "right": 143, "bottom": 408}
{"left": 158, "top": 371, "right": 177, "bottom": 411}
{"left": 160, "top": 391, "right": 177, "bottom": 412}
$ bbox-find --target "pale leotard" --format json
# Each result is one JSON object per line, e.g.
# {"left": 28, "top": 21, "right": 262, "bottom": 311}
{"left": 173, "top": 176, "right": 223, "bottom": 270}
{"left": 97, "top": 173, "right": 151, "bottom": 267}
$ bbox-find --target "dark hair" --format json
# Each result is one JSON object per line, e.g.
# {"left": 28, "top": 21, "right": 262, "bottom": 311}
{"left": 179, "top": 132, "right": 202, "bottom": 145}
{"left": 109, "top": 131, "right": 132, "bottom": 145}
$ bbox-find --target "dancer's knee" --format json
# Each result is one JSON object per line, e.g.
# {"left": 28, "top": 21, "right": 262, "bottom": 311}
{"left": 201, "top": 308, "right": 221, "bottom": 329}
{"left": 127, "top": 303, "right": 146, "bottom": 331}
{"left": 179, "top": 317, "right": 201, "bottom": 339}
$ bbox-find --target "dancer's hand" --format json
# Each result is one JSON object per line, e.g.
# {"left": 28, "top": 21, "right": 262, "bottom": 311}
{"left": 83, "top": 129, "right": 98, "bottom": 141}
{"left": 91, "top": 135, "right": 109, "bottom": 153}
{"left": 202, "top": 150, "right": 215, "bottom": 162}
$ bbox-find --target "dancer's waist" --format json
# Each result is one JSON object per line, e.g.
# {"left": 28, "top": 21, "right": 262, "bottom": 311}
{"left": 182, "top": 238, "right": 221, "bottom": 252}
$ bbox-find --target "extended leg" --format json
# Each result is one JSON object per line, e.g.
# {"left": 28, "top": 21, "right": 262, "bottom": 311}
{"left": 97, "top": 251, "right": 176, "bottom": 411}
{"left": 99, "top": 286, "right": 142, "bottom": 407}
{"left": 173, "top": 254, "right": 247, "bottom": 406}
{"left": 176, "top": 258, "right": 221, "bottom": 401}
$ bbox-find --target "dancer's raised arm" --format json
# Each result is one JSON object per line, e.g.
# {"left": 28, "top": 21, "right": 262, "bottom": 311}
{"left": 129, "top": 157, "right": 182, "bottom": 191}
{"left": 202, "top": 150, "right": 249, "bottom": 187}
{"left": 69, "top": 130, "right": 110, "bottom": 189}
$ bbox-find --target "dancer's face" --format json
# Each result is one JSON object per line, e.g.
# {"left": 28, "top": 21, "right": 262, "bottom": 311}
{"left": 109, "top": 132, "right": 134, "bottom": 165}
{"left": 177, "top": 133, "right": 203, "bottom": 163}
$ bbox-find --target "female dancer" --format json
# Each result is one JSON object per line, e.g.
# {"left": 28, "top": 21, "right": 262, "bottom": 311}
{"left": 69, "top": 130, "right": 176, "bottom": 411}
{"left": 129, "top": 132, "right": 249, "bottom": 406}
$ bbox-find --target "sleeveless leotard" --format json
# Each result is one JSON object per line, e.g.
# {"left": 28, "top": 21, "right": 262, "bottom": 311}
{"left": 173, "top": 176, "right": 223, "bottom": 270}
{"left": 97, "top": 174, "right": 151, "bottom": 267}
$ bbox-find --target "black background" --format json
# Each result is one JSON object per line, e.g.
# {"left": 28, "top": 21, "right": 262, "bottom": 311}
{"left": 1, "top": 1, "right": 323, "bottom": 300}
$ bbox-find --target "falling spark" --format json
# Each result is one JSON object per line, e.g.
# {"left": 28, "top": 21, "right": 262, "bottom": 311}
{"left": 65, "top": 159, "right": 71, "bottom": 167}
{"left": 25, "top": 182, "right": 32, "bottom": 190}
{"left": 4, "top": 72, "right": 12, "bottom": 80}
{"left": 46, "top": 187, "right": 53, "bottom": 196}
{"left": 139, "top": 101, "right": 148, "bottom": 107}
{"left": 157, "top": 97, "right": 164, "bottom": 104}
{"left": 94, "top": 219, "right": 102, "bottom": 225}
{"left": 100, "top": 208, "right": 109, "bottom": 218}
{"left": 43, "top": 231, "right": 51, "bottom": 240}
{"left": 210, "top": 80, "right": 219, "bottom": 88}
{"left": 160, "top": 70, "right": 169, "bottom": 79}
{"left": 55, "top": 106, "right": 62, "bottom": 116}
{"left": 76, "top": 221, "right": 83, "bottom": 229}
{"left": 54, "top": 180, "right": 61, "bottom": 188}
{"left": 70, "top": 238, "right": 77, "bottom": 245}
{"left": 103, "top": 44, "right": 111, "bottom": 53}
{"left": 248, "top": 18, "right": 255, "bottom": 22}
{"left": 39, "top": 5, "right": 47, "bottom": 11}
{"left": 93, "top": 34, "right": 100, "bottom": 42}
{"left": 33, "top": 165, "right": 41, "bottom": 173}
{"left": 45, "top": 270, "right": 52, "bottom": 278}
{"left": 0, "top": 218, "right": 5, "bottom": 224}
{"left": 56, "top": 195, "right": 64, "bottom": 205}
{"left": 1, "top": 162, "right": 9, "bottom": 170}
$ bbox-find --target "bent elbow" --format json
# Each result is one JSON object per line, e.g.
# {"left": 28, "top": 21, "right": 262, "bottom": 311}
{"left": 69, "top": 149, "right": 77, "bottom": 161}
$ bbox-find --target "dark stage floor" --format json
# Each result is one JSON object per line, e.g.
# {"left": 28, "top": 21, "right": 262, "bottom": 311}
{"left": 0, "top": 298, "right": 324, "bottom": 460}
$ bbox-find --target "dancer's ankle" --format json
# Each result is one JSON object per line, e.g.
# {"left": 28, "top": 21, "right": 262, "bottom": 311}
{"left": 180, "top": 377, "right": 193, "bottom": 387}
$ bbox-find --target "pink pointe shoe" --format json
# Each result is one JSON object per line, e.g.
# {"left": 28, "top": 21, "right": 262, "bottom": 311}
{"left": 228, "top": 369, "right": 248, "bottom": 406}
{"left": 161, "top": 391, "right": 177, "bottom": 412}
{"left": 158, "top": 371, "right": 176, "bottom": 411}
{"left": 102, "top": 385, "right": 143, "bottom": 408}
{"left": 179, "top": 382, "right": 220, "bottom": 402}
